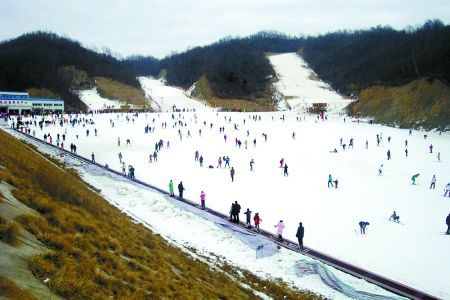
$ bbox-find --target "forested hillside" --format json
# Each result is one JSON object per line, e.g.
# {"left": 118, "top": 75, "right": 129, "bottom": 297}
{"left": 301, "top": 20, "right": 450, "bottom": 95}
{"left": 0, "top": 32, "right": 141, "bottom": 110}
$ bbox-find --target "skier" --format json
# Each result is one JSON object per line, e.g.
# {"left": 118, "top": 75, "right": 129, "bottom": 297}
{"left": 118, "top": 152, "right": 122, "bottom": 163}
{"left": 244, "top": 208, "right": 252, "bottom": 228}
{"left": 169, "top": 180, "right": 174, "bottom": 197}
{"left": 274, "top": 220, "right": 285, "bottom": 241}
{"left": 411, "top": 173, "right": 420, "bottom": 185}
{"left": 224, "top": 156, "right": 230, "bottom": 168}
{"left": 378, "top": 164, "right": 383, "bottom": 175}
{"left": 430, "top": 175, "right": 436, "bottom": 189}
{"left": 91, "top": 152, "right": 95, "bottom": 163}
{"left": 359, "top": 221, "right": 370, "bottom": 234}
{"left": 446, "top": 213, "right": 450, "bottom": 234}
{"left": 387, "top": 149, "right": 391, "bottom": 160}
{"left": 195, "top": 150, "right": 199, "bottom": 161}
{"left": 389, "top": 211, "right": 400, "bottom": 222}
{"left": 279, "top": 158, "right": 284, "bottom": 168}
{"left": 118, "top": 137, "right": 121, "bottom": 146}
{"left": 328, "top": 174, "right": 334, "bottom": 188}
{"left": 296, "top": 222, "right": 304, "bottom": 250}
{"left": 230, "top": 167, "right": 235, "bottom": 182}
{"left": 429, "top": 144, "right": 433, "bottom": 153}
{"left": 405, "top": 148, "right": 408, "bottom": 157}
{"left": 178, "top": 181, "right": 185, "bottom": 199}
{"left": 200, "top": 191, "right": 206, "bottom": 209}
{"left": 437, "top": 152, "right": 441, "bottom": 161}
{"left": 283, "top": 164, "right": 288, "bottom": 176}
{"left": 253, "top": 213, "right": 262, "bottom": 232}
{"left": 444, "top": 183, "right": 450, "bottom": 197}
{"left": 250, "top": 159, "right": 254, "bottom": 171}
{"left": 199, "top": 155, "right": 204, "bottom": 167}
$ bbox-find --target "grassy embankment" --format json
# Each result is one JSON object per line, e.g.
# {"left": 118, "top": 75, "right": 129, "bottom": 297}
{"left": 348, "top": 78, "right": 450, "bottom": 130}
{"left": 94, "top": 76, "right": 149, "bottom": 108}
{"left": 0, "top": 130, "right": 321, "bottom": 299}
{"left": 192, "top": 75, "right": 276, "bottom": 111}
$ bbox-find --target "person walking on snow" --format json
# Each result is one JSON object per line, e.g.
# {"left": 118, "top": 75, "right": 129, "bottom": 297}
{"left": 250, "top": 159, "right": 254, "bottom": 171}
{"left": 274, "top": 220, "right": 285, "bottom": 241}
{"left": 253, "top": 213, "right": 262, "bottom": 232}
{"left": 168, "top": 180, "right": 174, "bottom": 197}
{"left": 430, "top": 175, "right": 436, "bottom": 189}
{"left": 178, "top": 181, "right": 185, "bottom": 199}
{"left": 387, "top": 149, "right": 391, "bottom": 160}
{"left": 429, "top": 144, "right": 433, "bottom": 153}
{"left": 200, "top": 191, "right": 206, "bottom": 209}
{"left": 91, "top": 152, "right": 95, "bottom": 163}
{"left": 296, "top": 222, "right": 305, "bottom": 250}
{"left": 283, "top": 164, "right": 288, "bottom": 176}
{"left": 328, "top": 174, "right": 334, "bottom": 188}
{"left": 279, "top": 158, "right": 284, "bottom": 168}
{"left": 217, "top": 156, "right": 222, "bottom": 168}
{"left": 444, "top": 183, "right": 450, "bottom": 197}
{"left": 230, "top": 167, "right": 235, "bottom": 182}
{"left": 244, "top": 208, "right": 252, "bottom": 228}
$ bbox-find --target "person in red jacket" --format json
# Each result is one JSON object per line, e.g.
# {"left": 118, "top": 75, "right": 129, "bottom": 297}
{"left": 253, "top": 213, "right": 262, "bottom": 232}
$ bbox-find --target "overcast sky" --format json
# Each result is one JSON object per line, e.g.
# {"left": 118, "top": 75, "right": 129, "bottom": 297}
{"left": 1, "top": 0, "right": 449, "bottom": 58}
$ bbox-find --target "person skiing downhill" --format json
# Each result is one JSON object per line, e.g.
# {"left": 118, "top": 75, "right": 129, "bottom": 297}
{"left": 253, "top": 213, "right": 262, "bottom": 232}
{"left": 296, "top": 222, "right": 305, "bottom": 250}
{"left": 274, "top": 220, "right": 285, "bottom": 241}
{"left": 389, "top": 211, "right": 400, "bottom": 222}
{"left": 359, "top": 221, "right": 369, "bottom": 234}
{"left": 328, "top": 174, "right": 334, "bottom": 188}
{"left": 430, "top": 175, "right": 436, "bottom": 189}
{"left": 444, "top": 183, "right": 450, "bottom": 197}
{"left": 411, "top": 173, "right": 420, "bottom": 185}
{"left": 446, "top": 213, "right": 450, "bottom": 234}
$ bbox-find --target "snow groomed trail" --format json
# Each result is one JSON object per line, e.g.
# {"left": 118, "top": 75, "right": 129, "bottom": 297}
{"left": 10, "top": 128, "right": 439, "bottom": 300}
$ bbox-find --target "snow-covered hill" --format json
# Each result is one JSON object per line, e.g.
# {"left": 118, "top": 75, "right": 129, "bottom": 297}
{"left": 76, "top": 88, "right": 125, "bottom": 110}
{"left": 269, "top": 53, "right": 352, "bottom": 112}
{"left": 138, "top": 76, "right": 213, "bottom": 112}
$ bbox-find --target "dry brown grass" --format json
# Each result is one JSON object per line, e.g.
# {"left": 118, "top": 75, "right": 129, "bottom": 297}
{"left": 0, "top": 130, "right": 321, "bottom": 299}
{"left": 208, "top": 97, "right": 276, "bottom": 112}
{"left": 94, "top": 76, "right": 148, "bottom": 107}
{"left": 348, "top": 78, "right": 450, "bottom": 130}
{"left": 0, "top": 275, "right": 36, "bottom": 300}
{"left": 0, "top": 215, "right": 21, "bottom": 246}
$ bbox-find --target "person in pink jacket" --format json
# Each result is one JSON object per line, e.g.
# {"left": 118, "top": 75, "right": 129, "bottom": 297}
{"left": 274, "top": 220, "right": 285, "bottom": 241}
{"left": 200, "top": 191, "right": 206, "bottom": 210}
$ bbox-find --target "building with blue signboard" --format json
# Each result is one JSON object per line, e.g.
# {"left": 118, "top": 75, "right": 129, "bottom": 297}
{"left": 0, "top": 91, "right": 64, "bottom": 114}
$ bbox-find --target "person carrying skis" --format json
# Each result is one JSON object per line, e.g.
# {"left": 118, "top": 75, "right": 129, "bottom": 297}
{"left": 244, "top": 208, "right": 252, "bottom": 228}
{"left": 169, "top": 180, "right": 174, "bottom": 197}
{"left": 359, "top": 221, "right": 370, "bottom": 234}
{"left": 296, "top": 222, "right": 304, "bottom": 250}
{"left": 178, "top": 181, "right": 185, "bottom": 199}
{"left": 200, "top": 191, "right": 206, "bottom": 209}
{"left": 274, "top": 220, "right": 285, "bottom": 241}
{"left": 430, "top": 175, "right": 436, "bottom": 189}
{"left": 389, "top": 211, "right": 400, "bottom": 222}
{"left": 253, "top": 213, "right": 262, "bottom": 232}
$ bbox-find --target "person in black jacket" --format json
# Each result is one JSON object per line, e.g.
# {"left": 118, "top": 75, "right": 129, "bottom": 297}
{"left": 296, "top": 222, "right": 304, "bottom": 250}
{"left": 231, "top": 201, "right": 241, "bottom": 223}
{"left": 178, "top": 181, "right": 185, "bottom": 199}
{"left": 446, "top": 213, "right": 450, "bottom": 235}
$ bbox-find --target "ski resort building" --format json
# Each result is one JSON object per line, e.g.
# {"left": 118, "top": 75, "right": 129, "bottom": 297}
{"left": 0, "top": 91, "right": 64, "bottom": 114}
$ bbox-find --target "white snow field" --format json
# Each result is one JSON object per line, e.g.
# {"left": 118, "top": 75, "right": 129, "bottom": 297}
{"left": 9, "top": 111, "right": 449, "bottom": 299}
{"left": 138, "top": 76, "right": 213, "bottom": 112}
{"left": 76, "top": 88, "right": 126, "bottom": 110}
{"left": 269, "top": 53, "right": 352, "bottom": 111}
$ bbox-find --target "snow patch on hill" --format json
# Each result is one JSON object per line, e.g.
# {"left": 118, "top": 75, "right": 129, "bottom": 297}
{"left": 269, "top": 53, "right": 352, "bottom": 112}
{"left": 76, "top": 88, "right": 125, "bottom": 110}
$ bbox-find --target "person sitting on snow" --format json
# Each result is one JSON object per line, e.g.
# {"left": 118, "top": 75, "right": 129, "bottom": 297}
{"left": 389, "top": 211, "right": 400, "bottom": 222}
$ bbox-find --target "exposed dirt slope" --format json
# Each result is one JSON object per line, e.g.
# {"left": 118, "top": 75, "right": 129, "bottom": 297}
{"left": 348, "top": 78, "right": 450, "bottom": 130}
